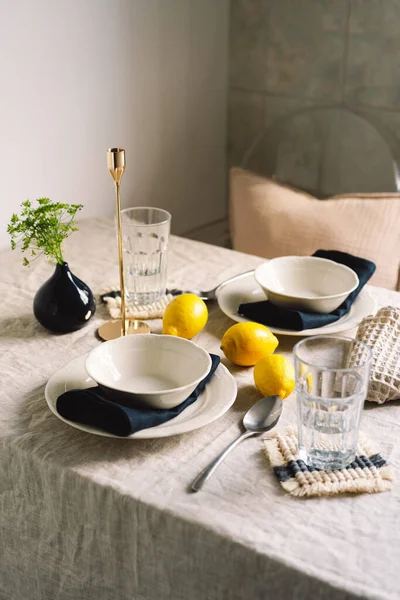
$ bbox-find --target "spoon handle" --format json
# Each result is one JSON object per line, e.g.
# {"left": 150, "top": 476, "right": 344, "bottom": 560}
{"left": 191, "top": 430, "right": 257, "bottom": 492}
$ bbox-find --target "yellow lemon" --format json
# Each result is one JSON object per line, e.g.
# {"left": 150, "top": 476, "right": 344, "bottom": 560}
{"left": 220, "top": 322, "right": 278, "bottom": 367}
{"left": 254, "top": 354, "right": 295, "bottom": 399}
{"left": 162, "top": 293, "right": 208, "bottom": 339}
{"left": 299, "top": 363, "right": 313, "bottom": 393}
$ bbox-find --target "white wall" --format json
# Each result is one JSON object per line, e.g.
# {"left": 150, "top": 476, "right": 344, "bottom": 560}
{"left": 0, "top": 0, "right": 229, "bottom": 249}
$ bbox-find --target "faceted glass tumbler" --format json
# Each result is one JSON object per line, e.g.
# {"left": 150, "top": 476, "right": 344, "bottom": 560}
{"left": 120, "top": 207, "right": 171, "bottom": 306}
{"left": 294, "top": 336, "right": 372, "bottom": 471}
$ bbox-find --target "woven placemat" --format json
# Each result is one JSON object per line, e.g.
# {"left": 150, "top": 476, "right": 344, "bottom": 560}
{"left": 100, "top": 289, "right": 173, "bottom": 320}
{"left": 264, "top": 426, "right": 394, "bottom": 498}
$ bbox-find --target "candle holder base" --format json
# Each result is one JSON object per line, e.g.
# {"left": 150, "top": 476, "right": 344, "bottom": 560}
{"left": 97, "top": 319, "right": 151, "bottom": 341}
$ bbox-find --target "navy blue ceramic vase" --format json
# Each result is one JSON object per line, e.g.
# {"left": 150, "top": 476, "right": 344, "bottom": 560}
{"left": 33, "top": 262, "right": 96, "bottom": 333}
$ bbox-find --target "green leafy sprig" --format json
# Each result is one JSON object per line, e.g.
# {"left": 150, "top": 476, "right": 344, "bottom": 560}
{"left": 7, "top": 198, "right": 83, "bottom": 266}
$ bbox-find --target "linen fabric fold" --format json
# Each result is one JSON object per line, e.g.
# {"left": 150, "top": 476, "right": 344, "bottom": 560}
{"left": 56, "top": 354, "right": 220, "bottom": 437}
{"left": 238, "top": 250, "right": 376, "bottom": 331}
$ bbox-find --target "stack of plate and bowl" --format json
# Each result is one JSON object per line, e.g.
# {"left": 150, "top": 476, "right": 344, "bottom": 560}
{"left": 216, "top": 256, "right": 376, "bottom": 336}
{"left": 45, "top": 334, "right": 237, "bottom": 439}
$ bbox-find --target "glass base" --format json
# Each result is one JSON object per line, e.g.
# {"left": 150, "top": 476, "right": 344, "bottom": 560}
{"left": 127, "top": 290, "right": 165, "bottom": 306}
{"left": 299, "top": 447, "right": 356, "bottom": 471}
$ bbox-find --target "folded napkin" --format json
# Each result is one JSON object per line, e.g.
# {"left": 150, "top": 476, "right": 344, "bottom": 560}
{"left": 264, "top": 426, "right": 394, "bottom": 498}
{"left": 239, "top": 250, "right": 376, "bottom": 331}
{"left": 56, "top": 354, "right": 220, "bottom": 437}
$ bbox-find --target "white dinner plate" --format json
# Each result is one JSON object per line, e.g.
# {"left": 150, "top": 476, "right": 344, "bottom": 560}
{"left": 216, "top": 271, "right": 376, "bottom": 336}
{"left": 45, "top": 352, "right": 237, "bottom": 439}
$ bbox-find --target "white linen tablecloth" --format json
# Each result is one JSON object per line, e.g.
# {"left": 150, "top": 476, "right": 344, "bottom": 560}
{"left": 1, "top": 219, "right": 399, "bottom": 600}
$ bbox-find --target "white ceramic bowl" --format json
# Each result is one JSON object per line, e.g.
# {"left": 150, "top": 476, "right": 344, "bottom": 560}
{"left": 254, "top": 256, "right": 359, "bottom": 314}
{"left": 85, "top": 334, "right": 212, "bottom": 409}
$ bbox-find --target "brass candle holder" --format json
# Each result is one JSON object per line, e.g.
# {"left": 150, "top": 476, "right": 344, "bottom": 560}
{"left": 97, "top": 148, "right": 150, "bottom": 341}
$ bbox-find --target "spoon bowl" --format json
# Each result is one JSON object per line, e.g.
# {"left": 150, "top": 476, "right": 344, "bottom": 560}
{"left": 243, "top": 395, "right": 283, "bottom": 432}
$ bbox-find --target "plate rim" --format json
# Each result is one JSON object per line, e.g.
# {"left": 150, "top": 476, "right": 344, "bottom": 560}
{"left": 45, "top": 352, "right": 237, "bottom": 439}
{"left": 216, "top": 270, "right": 377, "bottom": 336}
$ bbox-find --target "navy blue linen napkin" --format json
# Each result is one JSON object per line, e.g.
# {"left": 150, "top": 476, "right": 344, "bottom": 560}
{"left": 238, "top": 250, "right": 376, "bottom": 331}
{"left": 56, "top": 354, "right": 220, "bottom": 437}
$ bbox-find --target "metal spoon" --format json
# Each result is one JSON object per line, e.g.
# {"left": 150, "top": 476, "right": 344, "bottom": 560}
{"left": 191, "top": 395, "right": 283, "bottom": 492}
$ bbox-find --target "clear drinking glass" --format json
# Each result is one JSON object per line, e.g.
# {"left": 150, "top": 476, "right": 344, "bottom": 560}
{"left": 120, "top": 207, "right": 171, "bottom": 306}
{"left": 294, "top": 336, "right": 372, "bottom": 471}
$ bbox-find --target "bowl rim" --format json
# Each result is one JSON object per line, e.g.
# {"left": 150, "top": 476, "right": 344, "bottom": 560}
{"left": 85, "top": 334, "right": 212, "bottom": 396}
{"left": 254, "top": 256, "right": 359, "bottom": 301}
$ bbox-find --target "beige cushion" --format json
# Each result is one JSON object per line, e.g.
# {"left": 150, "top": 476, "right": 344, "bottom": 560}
{"left": 230, "top": 168, "right": 400, "bottom": 291}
